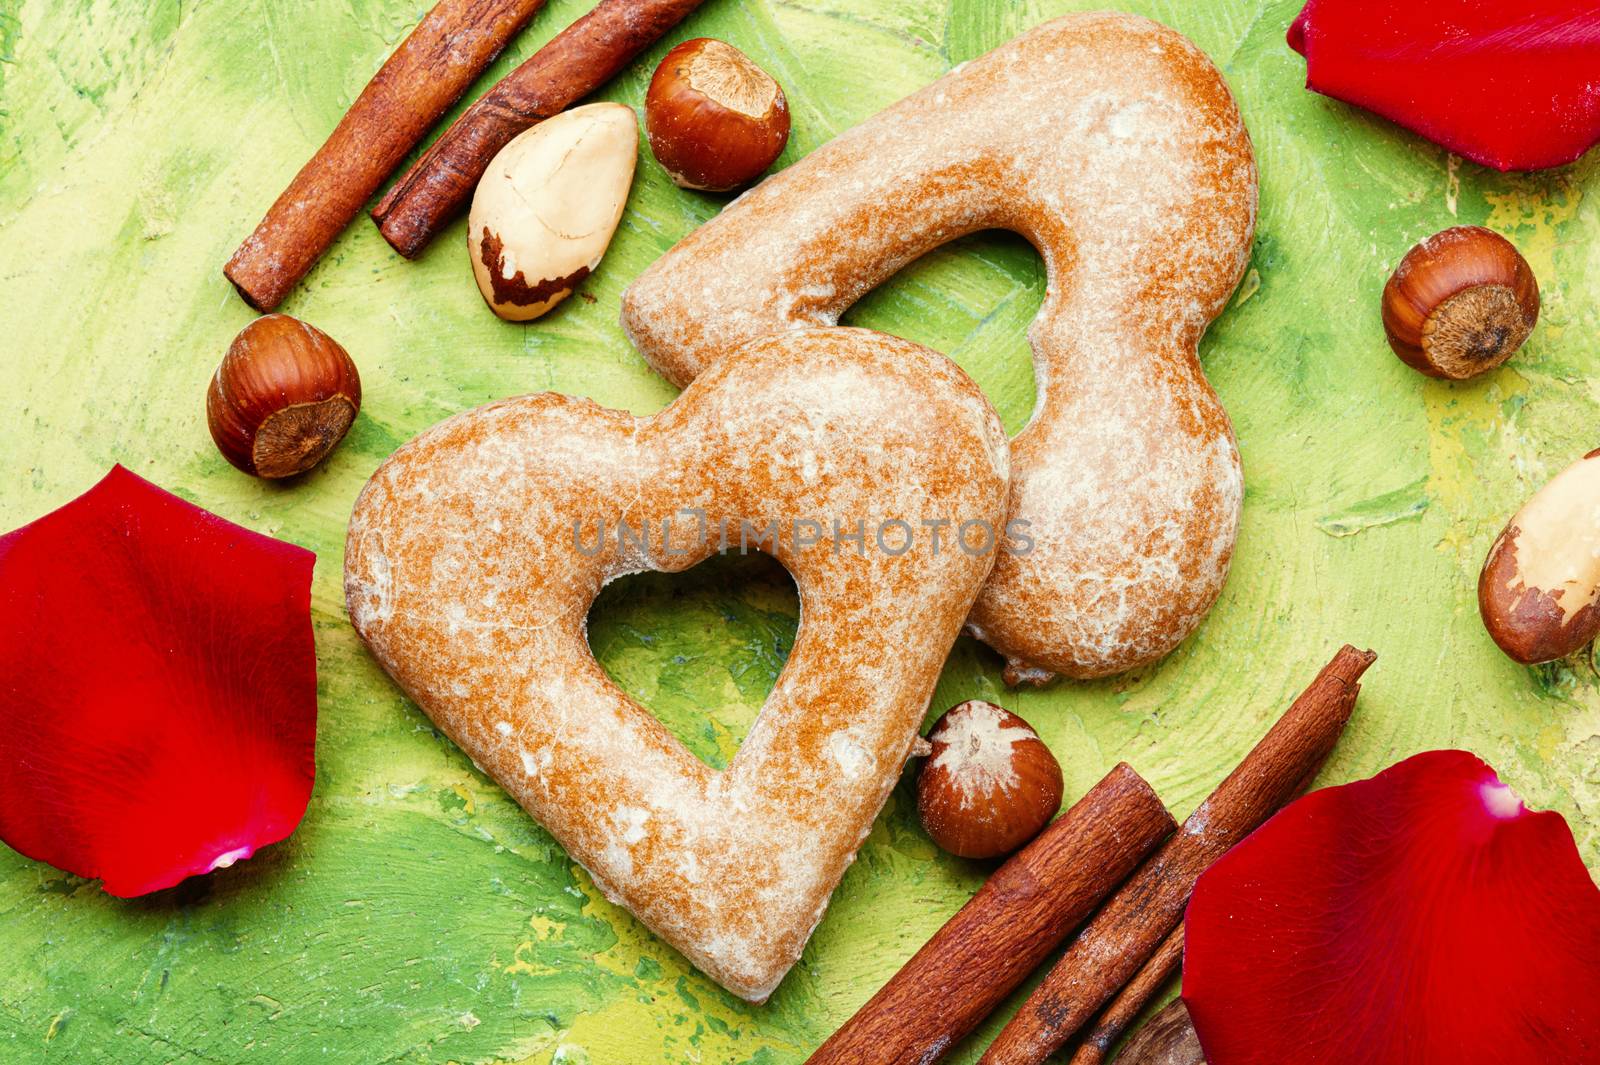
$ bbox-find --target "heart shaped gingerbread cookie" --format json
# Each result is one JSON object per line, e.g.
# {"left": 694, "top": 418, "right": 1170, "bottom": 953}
{"left": 623, "top": 13, "right": 1257, "bottom": 682}
{"left": 344, "top": 329, "right": 1009, "bottom": 1001}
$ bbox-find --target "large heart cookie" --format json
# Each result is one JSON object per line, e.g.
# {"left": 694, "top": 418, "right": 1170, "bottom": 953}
{"left": 344, "top": 329, "right": 1010, "bottom": 1001}
{"left": 622, "top": 13, "right": 1257, "bottom": 682}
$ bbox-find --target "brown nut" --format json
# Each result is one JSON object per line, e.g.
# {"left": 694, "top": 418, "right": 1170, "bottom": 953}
{"left": 206, "top": 314, "right": 361, "bottom": 479}
{"left": 1118, "top": 1000, "right": 1208, "bottom": 1065}
{"left": 916, "top": 701, "right": 1063, "bottom": 859}
{"left": 645, "top": 38, "right": 789, "bottom": 192}
{"left": 468, "top": 103, "right": 638, "bottom": 322}
{"left": 1382, "top": 226, "right": 1539, "bottom": 380}
{"left": 1479, "top": 447, "right": 1600, "bottom": 664}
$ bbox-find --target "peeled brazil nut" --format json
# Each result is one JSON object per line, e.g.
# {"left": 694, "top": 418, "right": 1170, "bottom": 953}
{"left": 468, "top": 102, "right": 638, "bottom": 322}
{"left": 1479, "top": 447, "right": 1600, "bottom": 664}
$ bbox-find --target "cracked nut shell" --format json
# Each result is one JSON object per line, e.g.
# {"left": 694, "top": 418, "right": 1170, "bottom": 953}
{"left": 1480, "top": 447, "right": 1600, "bottom": 664}
{"left": 468, "top": 103, "right": 638, "bottom": 322}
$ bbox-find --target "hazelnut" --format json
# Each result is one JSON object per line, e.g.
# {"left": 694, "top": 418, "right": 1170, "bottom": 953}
{"left": 206, "top": 314, "right": 361, "bottom": 479}
{"left": 468, "top": 103, "right": 638, "bottom": 322}
{"left": 645, "top": 38, "right": 790, "bottom": 192}
{"left": 1479, "top": 447, "right": 1600, "bottom": 664}
{"left": 916, "top": 701, "right": 1063, "bottom": 859}
{"left": 1382, "top": 226, "right": 1539, "bottom": 380}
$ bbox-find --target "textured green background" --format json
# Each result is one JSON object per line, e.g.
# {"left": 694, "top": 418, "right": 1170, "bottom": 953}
{"left": 1, "top": 0, "right": 1597, "bottom": 1061}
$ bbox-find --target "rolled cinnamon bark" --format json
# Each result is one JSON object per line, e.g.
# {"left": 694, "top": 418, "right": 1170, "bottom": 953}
{"left": 373, "top": 0, "right": 707, "bottom": 258}
{"left": 1067, "top": 925, "right": 1184, "bottom": 1065}
{"left": 804, "top": 763, "right": 1176, "bottom": 1065}
{"left": 979, "top": 645, "right": 1376, "bottom": 1065}
{"left": 225, "top": 0, "right": 548, "bottom": 310}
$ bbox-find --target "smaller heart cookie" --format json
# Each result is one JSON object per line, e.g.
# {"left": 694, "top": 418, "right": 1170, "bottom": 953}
{"left": 345, "top": 328, "right": 1010, "bottom": 1001}
{"left": 621, "top": 13, "right": 1257, "bottom": 682}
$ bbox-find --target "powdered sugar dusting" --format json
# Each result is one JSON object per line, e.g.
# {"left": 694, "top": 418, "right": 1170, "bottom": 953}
{"left": 928, "top": 701, "right": 1032, "bottom": 806}
{"left": 827, "top": 730, "right": 872, "bottom": 780}
{"left": 621, "top": 12, "right": 1258, "bottom": 681}
{"left": 342, "top": 333, "right": 1009, "bottom": 1003}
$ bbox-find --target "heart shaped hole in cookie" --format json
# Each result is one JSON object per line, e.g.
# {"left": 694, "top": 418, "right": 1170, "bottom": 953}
{"left": 586, "top": 553, "right": 798, "bottom": 771}
{"left": 842, "top": 229, "right": 1043, "bottom": 437}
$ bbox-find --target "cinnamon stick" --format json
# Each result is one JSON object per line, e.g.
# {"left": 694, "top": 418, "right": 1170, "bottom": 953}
{"left": 804, "top": 764, "right": 1176, "bottom": 1065}
{"left": 225, "top": 0, "right": 549, "bottom": 310}
{"left": 373, "top": 0, "right": 707, "bottom": 258}
{"left": 1067, "top": 925, "right": 1184, "bottom": 1065}
{"left": 979, "top": 645, "right": 1376, "bottom": 1065}
{"left": 1114, "top": 1000, "right": 1206, "bottom": 1065}
{"left": 1069, "top": 754, "right": 1356, "bottom": 1065}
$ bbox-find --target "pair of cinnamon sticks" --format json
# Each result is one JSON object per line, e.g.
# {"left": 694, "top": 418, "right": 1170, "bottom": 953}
{"left": 806, "top": 645, "right": 1377, "bottom": 1065}
{"left": 225, "top": 0, "right": 705, "bottom": 311}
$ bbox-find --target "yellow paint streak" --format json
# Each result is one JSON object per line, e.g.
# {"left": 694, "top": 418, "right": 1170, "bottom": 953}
{"left": 503, "top": 940, "right": 561, "bottom": 977}
{"left": 570, "top": 864, "right": 677, "bottom": 983}
{"left": 700, "top": 677, "right": 753, "bottom": 769}
{"left": 527, "top": 914, "right": 564, "bottom": 939}
{"left": 501, "top": 914, "right": 570, "bottom": 976}
{"left": 1423, "top": 376, "right": 1519, "bottom": 561}
{"left": 1538, "top": 722, "right": 1566, "bottom": 762}
{"left": 498, "top": 864, "right": 808, "bottom": 1065}
{"left": 1485, "top": 179, "right": 1582, "bottom": 280}
{"left": 519, "top": 985, "right": 808, "bottom": 1065}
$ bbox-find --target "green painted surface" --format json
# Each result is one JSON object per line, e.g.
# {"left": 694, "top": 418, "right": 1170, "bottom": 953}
{"left": 1, "top": 0, "right": 1597, "bottom": 1061}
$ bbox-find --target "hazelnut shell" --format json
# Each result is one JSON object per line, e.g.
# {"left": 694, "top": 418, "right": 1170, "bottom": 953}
{"left": 1382, "top": 226, "right": 1539, "bottom": 380}
{"left": 206, "top": 314, "right": 361, "bottom": 479}
{"left": 645, "top": 38, "right": 790, "bottom": 192}
{"left": 916, "top": 701, "right": 1063, "bottom": 860}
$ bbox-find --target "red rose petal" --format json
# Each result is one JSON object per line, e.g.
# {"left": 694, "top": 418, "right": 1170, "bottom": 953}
{"left": 1289, "top": 1, "right": 1600, "bottom": 171}
{"left": 1184, "top": 750, "right": 1600, "bottom": 1064}
{"left": 0, "top": 466, "right": 317, "bottom": 897}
